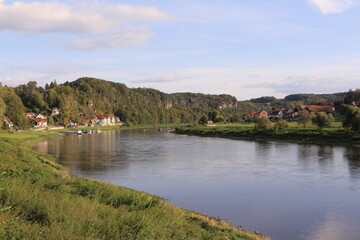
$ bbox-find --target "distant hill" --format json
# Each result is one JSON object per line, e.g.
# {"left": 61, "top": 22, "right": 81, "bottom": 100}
{"left": 0, "top": 77, "right": 354, "bottom": 129}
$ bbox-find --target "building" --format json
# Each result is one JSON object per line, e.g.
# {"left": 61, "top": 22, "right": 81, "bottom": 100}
{"left": 4, "top": 117, "right": 14, "bottom": 129}
{"left": 25, "top": 112, "right": 36, "bottom": 119}
{"left": 32, "top": 118, "right": 48, "bottom": 128}
{"left": 300, "top": 105, "right": 335, "bottom": 114}
{"left": 269, "top": 110, "right": 284, "bottom": 119}
{"left": 259, "top": 110, "right": 269, "bottom": 118}
{"left": 245, "top": 110, "right": 268, "bottom": 119}
{"left": 51, "top": 107, "right": 60, "bottom": 116}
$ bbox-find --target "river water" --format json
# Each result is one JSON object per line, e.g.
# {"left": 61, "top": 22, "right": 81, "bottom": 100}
{"left": 35, "top": 129, "right": 360, "bottom": 240}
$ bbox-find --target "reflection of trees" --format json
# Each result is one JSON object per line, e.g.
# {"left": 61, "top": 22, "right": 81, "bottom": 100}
{"left": 45, "top": 131, "right": 130, "bottom": 173}
{"left": 297, "top": 144, "right": 334, "bottom": 170}
{"left": 344, "top": 147, "right": 360, "bottom": 180}
{"left": 317, "top": 146, "right": 334, "bottom": 167}
{"left": 255, "top": 141, "right": 272, "bottom": 161}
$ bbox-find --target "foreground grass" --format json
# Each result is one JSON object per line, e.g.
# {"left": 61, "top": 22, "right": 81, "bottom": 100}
{"left": 175, "top": 122, "right": 360, "bottom": 145}
{"left": 0, "top": 132, "right": 268, "bottom": 240}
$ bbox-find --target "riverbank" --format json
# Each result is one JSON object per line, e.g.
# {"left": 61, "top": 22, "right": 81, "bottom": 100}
{"left": 0, "top": 131, "right": 268, "bottom": 240}
{"left": 174, "top": 123, "right": 360, "bottom": 146}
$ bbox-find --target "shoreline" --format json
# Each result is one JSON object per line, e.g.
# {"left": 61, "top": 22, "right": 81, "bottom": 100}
{"left": 174, "top": 125, "right": 360, "bottom": 147}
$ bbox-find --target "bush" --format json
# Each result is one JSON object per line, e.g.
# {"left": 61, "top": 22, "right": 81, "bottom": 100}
{"left": 341, "top": 105, "right": 360, "bottom": 132}
{"left": 254, "top": 117, "right": 272, "bottom": 131}
{"left": 298, "top": 111, "right": 312, "bottom": 128}
{"left": 274, "top": 120, "right": 288, "bottom": 130}
{"left": 312, "top": 113, "right": 334, "bottom": 129}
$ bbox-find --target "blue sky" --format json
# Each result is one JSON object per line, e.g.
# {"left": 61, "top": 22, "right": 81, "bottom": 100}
{"left": 1, "top": 0, "right": 360, "bottom": 100}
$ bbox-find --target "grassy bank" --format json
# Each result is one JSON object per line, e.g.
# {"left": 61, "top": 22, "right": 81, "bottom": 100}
{"left": 175, "top": 122, "right": 360, "bottom": 145}
{"left": 0, "top": 131, "right": 268, "bottom": 240}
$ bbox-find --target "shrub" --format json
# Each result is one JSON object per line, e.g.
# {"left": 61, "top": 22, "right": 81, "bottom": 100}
{"left": 312, "top": 113, "right": 334, "bottom": 129}
{"left": 254, "top": 117, "right": 272, "bottom": 131}
{"left": 341, "top": 104, "right": 360, "bottom": 132}
{"left": 274, "top": 120, "right": 288, "bottom": 130}
{"left": 298, "top": 111, "right": 312, "bottom": 128}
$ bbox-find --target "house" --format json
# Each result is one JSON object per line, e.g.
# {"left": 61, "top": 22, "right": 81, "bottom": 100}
{"left": 32, "top": 118, "right": 48, "bottom": 128}
{"left": 25, "top": 112, "right": 36, "bottom": 119}
{"left": 352, "top": 101, "right": 360, "bottom": 107}
{"left": 282, "top": 109, "right": 297, "bottom": 121}
{"left": 51, "top": 107, "right": 60, "bottom": 116}
{"left": 206, "top": 121, "right": 216, "bottom": 127}
{"left": 35, "top": 114, "right": 47, "bottom": 119}
{"left": 300, "top": 105, "right": 335, "bottom": 114}
{"left": 83, "top": 117, "right": 96, "bottom": 127}
{"left": 268, "top": 110, "right": 283, "bottom": 119}
{"left": 94, "top": 115, "right": 116, "bottom": 126}
{"left": 259, "top": 110, "right": 269, "bottom": 118}
{"left": 4, "top": 117, "right": 14, "bottom": 129}
{"left": 69, "top": 119, "right": 77, "bottom": 127}
{"left": 245, "top": 112, "right": 258, "bottom": 119}
{"left": 245, "top": 110, "right": 268, "bottom": 119}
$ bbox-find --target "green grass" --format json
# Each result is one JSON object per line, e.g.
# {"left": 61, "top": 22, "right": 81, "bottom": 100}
{"left": 0, "top": 132, "right": 269, "bottom": 240}
{"left": 175, "top": 122, "right": 360, "bottom": 145}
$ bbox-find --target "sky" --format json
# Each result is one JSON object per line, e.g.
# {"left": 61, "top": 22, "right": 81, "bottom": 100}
{"left": 1, "top": 0, "right": 360, "bottom": 100}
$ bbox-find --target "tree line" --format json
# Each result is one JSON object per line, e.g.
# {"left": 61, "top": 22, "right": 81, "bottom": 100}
{"left": 0, "top": 77, "right": 358, "bottom": 131}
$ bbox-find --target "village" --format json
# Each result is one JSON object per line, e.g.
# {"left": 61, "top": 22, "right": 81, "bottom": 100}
{"left": 3, "top": 101, "right": 360, "bottom": 131}
{"left": 2, "top": 107, "right": 122, "bottom": 131}
{"left": 244, "top": 104, "right": 336, "bottom": 122}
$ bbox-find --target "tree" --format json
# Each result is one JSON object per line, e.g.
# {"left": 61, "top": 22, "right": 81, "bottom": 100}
{"left": 254, "top": 116, "right": 272, "bottom": 131}
{"left": 298, "top": 111, "right": 312, "bottom": 128}
{"left": 208, "top": 111, "right": 225, "bottom": 123}
{"left": 48, "top": 116, "right": 55, "bottom": 126}
{"left": 62, "top": 117, "right": 70, "bottom": 128}
{"left": 229, "top": 114, "right": 241, "bottom": 123}
{"left": 2, "top": 88, "right": 30, "bottom": 129}
{"left": 198, "top": 115, "right": 208, "bottom": 124}
{"left": 341, "top": 104, "right": 360, "bottom": 132}
{"left": 312, "top": 112, "right": 334, "bottom": 129}
{"left": 274, "top": 120, "right": 288, "bottom": 130}
{"left": 0, "top": 97, "right": 5, "bottom": 129}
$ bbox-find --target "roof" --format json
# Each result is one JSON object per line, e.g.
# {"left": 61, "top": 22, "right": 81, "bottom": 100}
{"left": 301, "top": 105, "right": 334, "bottom": 113}
{"left": 269, "top": 110, "right": 282, "bottom": 115}
{"left": 4, "top": 117, "right": 12, "bottom": 123}
{"left": 33, "top": 118, "right": 47, "bottom": 123}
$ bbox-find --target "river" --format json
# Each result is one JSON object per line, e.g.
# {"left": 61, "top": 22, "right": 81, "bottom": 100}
{"left": 35, "top": 129, "right": 360, "bottom": 240}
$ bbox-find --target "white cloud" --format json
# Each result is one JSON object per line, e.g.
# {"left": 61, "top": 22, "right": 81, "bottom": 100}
{"left": 131, "top": 74, "right": 182, "bottom": 84}
{"left": 0, "top": 1, "right": 170, "bottom": 34}
{"left": 0, "top": 0, "right": 170, "bottom": 50}
{"left": 67, "top": 27, "right": 153, "bottom": 50}
{"left": 308, "top": 0, "right": 355, "bottom": 14}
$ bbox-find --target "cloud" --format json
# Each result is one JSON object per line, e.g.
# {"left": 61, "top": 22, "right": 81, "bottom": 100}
{"left": 131, "top": 75, "right": 182, "bottom": 84}
{"left": 0, "top": 1, "right": 170, "bottom": 34}
{"left": 67, "top": 27, "right": 153, "bottom": 50}
{"left": 0, "top": 0, "right": 170, "bottom": 50}
{"left": 307, "top": 0, "right": 355, "bottom": 14}
{"left": 244, "top": 75, "right": 358, "bottom": 95}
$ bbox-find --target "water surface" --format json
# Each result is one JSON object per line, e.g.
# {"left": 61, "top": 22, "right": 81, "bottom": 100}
{"left": 36, "top": 129, "right": 360, "bottom": 240}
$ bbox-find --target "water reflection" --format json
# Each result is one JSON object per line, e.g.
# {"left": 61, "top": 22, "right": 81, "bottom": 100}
{"left": 302, "top": 212, "right": 360, "bottom": 240}
{"left": 36, "top": 130, "right": 360, "bottom": 240}
{"left": 344, "top": 146, "right": 360, "bottom": 181}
